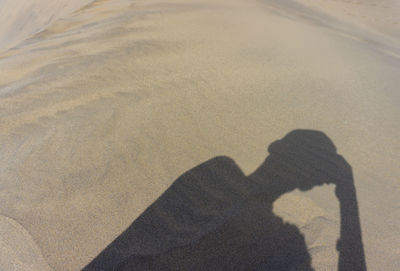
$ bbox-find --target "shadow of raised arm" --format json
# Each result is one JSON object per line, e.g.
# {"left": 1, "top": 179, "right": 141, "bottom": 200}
{"left": 263, "top": 130, "right": 367, "bottom": 271}
{"left": 333, "top": 157, "right": 366, "bottom": 271}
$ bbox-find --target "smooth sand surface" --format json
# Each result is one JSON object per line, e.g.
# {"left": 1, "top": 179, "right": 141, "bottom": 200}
{"left": 0, "top": 0, "right": 94, "bottom": 52}
{"left": 297, "top": 0, "right": 400, "bottom": 41}
{"left": 0, "top": 0, "right": 399, "bottom": 270}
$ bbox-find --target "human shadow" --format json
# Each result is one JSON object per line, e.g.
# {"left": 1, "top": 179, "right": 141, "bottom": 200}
{"left": 83, "top": 129, "right": 366, "bottom": 270}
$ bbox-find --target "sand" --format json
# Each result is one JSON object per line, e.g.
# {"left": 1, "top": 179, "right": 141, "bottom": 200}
{"left": 0, "top": 0, "right": 94, "bottom": 52}
{"left": 296, "top": 0, "right": 400, "bottom": 42}
{"left": 0, "top": 0, "right": 399, "bottom": 270}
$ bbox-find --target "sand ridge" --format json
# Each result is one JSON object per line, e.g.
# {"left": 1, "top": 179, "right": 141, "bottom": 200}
{"left": 295, "top": 0, "right": 400, "bottom": 42}
{"left": 0, "top": 0, "right": 96, "bottom": 52}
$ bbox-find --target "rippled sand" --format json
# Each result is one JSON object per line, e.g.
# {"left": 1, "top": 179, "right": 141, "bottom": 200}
{"left": 0, "top": 0, "right": 399, "bottom": 270}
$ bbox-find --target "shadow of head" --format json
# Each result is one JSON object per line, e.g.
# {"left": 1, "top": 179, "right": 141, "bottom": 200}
{"left": 253, "top": 129, "right": 352, "bottom": 192}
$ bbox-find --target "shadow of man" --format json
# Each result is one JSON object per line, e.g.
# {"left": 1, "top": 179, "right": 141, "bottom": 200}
{"left": 83, "top": 129, "right": 366, "bottom": 271}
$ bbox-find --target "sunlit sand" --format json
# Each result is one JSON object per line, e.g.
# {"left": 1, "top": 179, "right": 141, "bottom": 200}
{"left": 0, "top": 0, "right": 399, "bottom": 270}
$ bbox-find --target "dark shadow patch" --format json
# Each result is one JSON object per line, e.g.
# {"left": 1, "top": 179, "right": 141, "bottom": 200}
{"left": 83, "top": 129, "right": 366, "bottom": 271}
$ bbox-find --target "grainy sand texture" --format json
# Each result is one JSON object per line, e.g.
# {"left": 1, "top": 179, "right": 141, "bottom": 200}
{"left": 0, "top": 0, "right": 399, "bottom": 270}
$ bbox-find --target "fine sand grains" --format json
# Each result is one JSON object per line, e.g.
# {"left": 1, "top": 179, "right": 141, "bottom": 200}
{"left": 0, "top": 0, "right": 399, "bottom": 270}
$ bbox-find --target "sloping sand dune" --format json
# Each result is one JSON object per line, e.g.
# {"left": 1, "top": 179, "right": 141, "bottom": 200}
{"left": 297, "top": 0, "right": 400, "bottom": 41}
{"left": 0, "top": 0, "right": 399, "bottom": 270}
{"left": 0, "top": 0, "right": 94, "bottom": 52}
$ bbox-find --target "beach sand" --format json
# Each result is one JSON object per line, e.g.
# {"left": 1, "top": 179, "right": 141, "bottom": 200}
{"left": 0, "top": 0, "right": 399, "bottom": 270}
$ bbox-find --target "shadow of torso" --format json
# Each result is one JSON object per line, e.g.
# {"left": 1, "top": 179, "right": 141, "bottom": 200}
{"left": 84, "top": 156, "right": 313, "bottom": 271}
